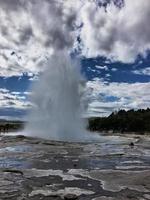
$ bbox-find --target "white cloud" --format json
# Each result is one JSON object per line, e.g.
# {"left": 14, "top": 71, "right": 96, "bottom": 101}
{"left": 86, "top": 80, "right": 150, "bottom": 116}
{"left": 0, "top": 0, "right": 150, "bottom": 78}
{"left": 111, "top": 67, "right": 117, "bottom": 71}
{"left": 95, "top": 65, "right": 108, "bottom": 70}
{"left": 0, "top": 0, "right": 81, "bottom": 77}
{"left": 0, "top": 88, "right": 31, "bottom": 110}
{"left": 0, "top": 0, "right": 150, "bottom": 119}
{"left": 79, "top": 0, "right": 150, "bottom": 62}
{"left": 105, "top": 73, "right": 111, "bottom": 77}
{"left": 132, "top": 67, "right": 150, "bottom": 76}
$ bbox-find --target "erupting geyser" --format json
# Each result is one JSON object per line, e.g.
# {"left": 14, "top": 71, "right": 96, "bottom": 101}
{"left": 23, "top": 0, "right": 103, "bottom": 142}
{"left": 25, "top": 51, "right": 91, "bottom": 141}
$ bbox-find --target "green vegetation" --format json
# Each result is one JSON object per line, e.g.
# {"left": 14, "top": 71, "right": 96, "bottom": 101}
{"left": 1, "top": 108, "right": 150, "bottom": 135}
{"left": 88, "top": 108, "right": 150, "bottom": 134}
{"left": 0, "top": 120, "right": 24, "bottom": 133}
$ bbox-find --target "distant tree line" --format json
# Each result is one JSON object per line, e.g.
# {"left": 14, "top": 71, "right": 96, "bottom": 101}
{"left": 88, "top": 108, "right": 150, "bottom": 134}
{"left": 0, "top": 121, "right": 24, "bottom": 133}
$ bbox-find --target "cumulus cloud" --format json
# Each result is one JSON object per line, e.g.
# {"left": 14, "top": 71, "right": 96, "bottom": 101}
{"left": 86, "top": 80, "right": 150, "bottom": 116}
{"left": 95, "top": 65, "right": 109, "bottom": 70}
{"left": 0, "top": 0, "right": 150, "bottom": 77}
{"left": 79, "top": 0, "right": 150, "bottom": 62}
{"left": 111, "top": 67, "right": 117, "bottom": 71}
{"left": 0, "top": 0, "right": 81, "bottom": 76}
{"left": 0, "top": 0, "right": 150, "bottom": 118}
{"left": 0, "top": 88, "right": 31, "bottom": 110}
{"left": 0, "top": 1, "right": 47, "bottom": 76}
{"left": 132, "top": 67, "right": 150, "bottom": 76}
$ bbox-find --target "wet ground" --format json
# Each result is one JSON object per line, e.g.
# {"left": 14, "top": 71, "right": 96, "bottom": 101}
{"left": 0, "top": 133, "right": 150, "bottom": 200}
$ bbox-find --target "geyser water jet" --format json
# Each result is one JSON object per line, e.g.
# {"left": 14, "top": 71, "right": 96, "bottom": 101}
{"left": 25, "top": 51, "right": 92, "bottom": 141}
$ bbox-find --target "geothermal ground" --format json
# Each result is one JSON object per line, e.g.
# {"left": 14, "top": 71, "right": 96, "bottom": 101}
{"left": 0, "top": 133, "right": 150, "bottom": 200}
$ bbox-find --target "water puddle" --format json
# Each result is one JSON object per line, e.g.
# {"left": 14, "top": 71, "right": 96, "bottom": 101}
{"left": 0, "top": 145, "right": 32, "bottom": 153}
{"left": 0, "top": 157, "right": 30, "bottom": 169}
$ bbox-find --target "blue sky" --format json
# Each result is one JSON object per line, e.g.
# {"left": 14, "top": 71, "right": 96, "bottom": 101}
{"left": 0, "top": 53, "right": 150, "bottom": 119}
{"left": 81, "top": 54, "right": 150, "bottom": 83}
{"left": 0, "top": 0, "right": 150, "bottom": 119}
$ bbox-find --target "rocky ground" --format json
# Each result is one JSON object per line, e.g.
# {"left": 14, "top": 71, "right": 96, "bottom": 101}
{"left": 0, "top": 133, "right": 150, "bottom": 200}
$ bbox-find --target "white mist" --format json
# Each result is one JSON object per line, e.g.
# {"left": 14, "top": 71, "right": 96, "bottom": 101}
{"left": 25, "top": 51, "right": 92, "bottom": 141}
